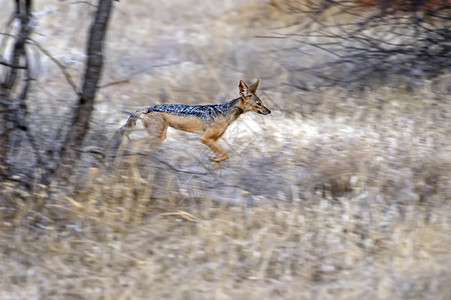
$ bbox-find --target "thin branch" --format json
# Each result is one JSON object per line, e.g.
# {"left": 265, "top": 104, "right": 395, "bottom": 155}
{"left": 27, "top": 38, "right": 80, "bottom": 96}
{"left": 98, "top": 79, "right": 130, "bottom": 89}
{"left": 98, "top": 62, "right": 182, "bottom": 89}
{"left": 69, "top": 1, "right": 98, "bottom": 7}
{"left": 0, "top": 61, "right": 27, "bottom": 69}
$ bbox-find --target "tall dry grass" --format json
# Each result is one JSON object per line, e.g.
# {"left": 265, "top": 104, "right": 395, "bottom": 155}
{"left": 2, "top": 84, "right": 450, "bottom": 299}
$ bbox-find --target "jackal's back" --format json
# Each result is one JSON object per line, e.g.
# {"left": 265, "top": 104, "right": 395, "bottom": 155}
{"left": 148, "top": 98, "right": 239, "bottom": 123}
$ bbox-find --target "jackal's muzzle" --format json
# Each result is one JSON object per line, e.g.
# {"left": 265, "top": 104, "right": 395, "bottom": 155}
{"left": 258, "top": 108, "right": 271, "bottom": 115}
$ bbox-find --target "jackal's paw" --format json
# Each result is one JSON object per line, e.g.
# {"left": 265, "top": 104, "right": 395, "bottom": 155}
{"left": 210, "top": 154, "right": 229, "bottom": 163}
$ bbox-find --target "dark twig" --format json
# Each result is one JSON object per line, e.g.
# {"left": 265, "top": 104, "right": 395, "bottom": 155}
{"left": 27, "top": 39, "right": 80, "bottom": 96}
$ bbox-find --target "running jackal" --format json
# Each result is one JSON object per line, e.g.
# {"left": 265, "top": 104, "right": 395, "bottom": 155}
{"left": 114, "top": 79, "right": 270, "bottom": 162}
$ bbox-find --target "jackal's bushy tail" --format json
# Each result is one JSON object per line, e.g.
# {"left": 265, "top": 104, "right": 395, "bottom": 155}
{"left": 106, "top": 108, "right": 148, "bottom": 161}
{"left": 115, "top": 108, "right": 148, "bottom": 140}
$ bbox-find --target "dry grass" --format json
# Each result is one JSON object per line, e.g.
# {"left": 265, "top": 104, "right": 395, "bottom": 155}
{"left": 1, "top": 150, "right": 450, "bottom": 299}
{"left": 1, "top": 85, "right": 450, "bottom": 299}
{"left": 1, "top": 0, "right": 450, "bottom": 299}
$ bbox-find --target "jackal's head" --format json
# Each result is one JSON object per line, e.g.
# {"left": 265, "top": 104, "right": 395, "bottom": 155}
{"left": 239, "top": 79, "right": 271, "bottom": 115}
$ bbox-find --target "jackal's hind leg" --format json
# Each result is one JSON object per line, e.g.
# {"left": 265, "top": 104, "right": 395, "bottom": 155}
{"left": 142, "top": 113, "right": 168, "bottom": 145}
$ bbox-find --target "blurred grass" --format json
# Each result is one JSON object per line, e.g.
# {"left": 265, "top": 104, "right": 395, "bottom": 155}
{"left": 1, "top": 164, "right": 450, "bottom": 299}
{"left": 1, "top": 0, "right": 450, "bottom": 299}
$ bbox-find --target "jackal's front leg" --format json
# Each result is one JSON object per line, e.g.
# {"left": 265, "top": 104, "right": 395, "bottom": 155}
{"left": 200, "top": 136, "right": 229, "bottom": 162}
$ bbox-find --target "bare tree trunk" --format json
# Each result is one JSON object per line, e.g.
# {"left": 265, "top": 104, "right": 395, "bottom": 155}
{"left": 0, "top": 0, "right": 33, "bottom": 179}
{"left": 57, "top": 0, "right": 114, "bottom": 181}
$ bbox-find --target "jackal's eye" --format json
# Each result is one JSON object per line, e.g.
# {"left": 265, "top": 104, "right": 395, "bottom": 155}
{"left": 256, "top": 101, "right": 262, "bottom": 106}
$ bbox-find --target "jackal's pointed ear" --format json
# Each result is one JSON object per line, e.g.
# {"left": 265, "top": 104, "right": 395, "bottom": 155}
{"left": 239, "top": 80, "right": 249, "bottom": 96}
{"left": 248, "top": 78, "right": 261, "bottom": 93}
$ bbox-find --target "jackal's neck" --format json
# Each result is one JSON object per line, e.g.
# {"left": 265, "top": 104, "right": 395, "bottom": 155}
{"left": 222, "top": 97, "right": 244, "bottom": 122}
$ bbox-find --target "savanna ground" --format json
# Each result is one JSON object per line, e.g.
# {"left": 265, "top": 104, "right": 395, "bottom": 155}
{"left": 1, "top": 0, "right": 450, "bottom": 299}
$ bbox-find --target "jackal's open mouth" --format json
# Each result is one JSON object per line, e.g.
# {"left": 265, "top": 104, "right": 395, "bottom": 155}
{"left": 258, "top": 110, "right": 271, "bottom": 115}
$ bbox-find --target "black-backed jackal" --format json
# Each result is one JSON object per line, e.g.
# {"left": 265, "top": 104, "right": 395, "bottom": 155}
{"left": 114, "top": 79, "right": 270, "bottom": 162}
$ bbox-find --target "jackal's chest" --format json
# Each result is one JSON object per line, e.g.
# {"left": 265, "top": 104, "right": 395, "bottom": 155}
{"left": 164, "top": 114, "right": 208, "bottom": 134}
